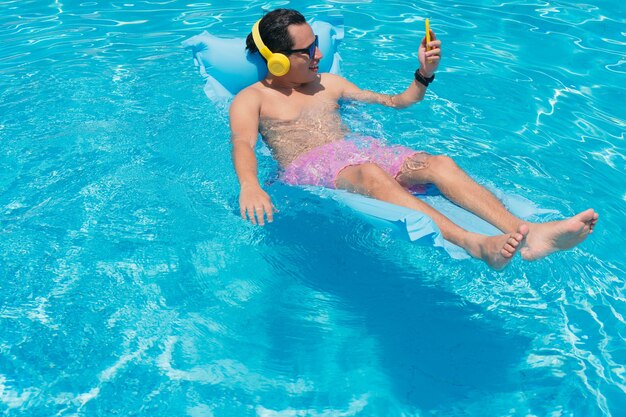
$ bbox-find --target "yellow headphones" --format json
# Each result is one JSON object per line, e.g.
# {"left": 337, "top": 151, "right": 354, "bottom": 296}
{"left": 251, "top": 19, "right": 291, "bottom": 76}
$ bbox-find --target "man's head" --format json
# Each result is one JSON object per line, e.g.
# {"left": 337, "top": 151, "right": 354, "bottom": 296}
{"left": 246, "top": 9, "right": 322, "bottom": 82}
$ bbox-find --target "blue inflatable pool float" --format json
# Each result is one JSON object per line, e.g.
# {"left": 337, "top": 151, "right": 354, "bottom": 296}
{"left": 182, "top": 15, "right": 553, "bottom": 259}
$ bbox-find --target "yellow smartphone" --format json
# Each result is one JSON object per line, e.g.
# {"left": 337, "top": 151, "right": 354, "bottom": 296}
{"left": 425, "top": 18, "right": 431, "bottom": 51}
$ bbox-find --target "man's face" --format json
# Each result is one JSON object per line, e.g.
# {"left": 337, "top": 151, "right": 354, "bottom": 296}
{"left": 284, "top": 23, "right": 323, "bottom": 82}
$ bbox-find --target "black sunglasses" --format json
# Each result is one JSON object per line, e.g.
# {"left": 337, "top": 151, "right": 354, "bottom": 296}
{"left": 282, "top": 35, "right": 319, "bottom": 59}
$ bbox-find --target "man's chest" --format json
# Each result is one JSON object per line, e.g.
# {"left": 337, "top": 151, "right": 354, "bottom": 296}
{"left": 260, "top": 88, "right": 339, "bottom": 121}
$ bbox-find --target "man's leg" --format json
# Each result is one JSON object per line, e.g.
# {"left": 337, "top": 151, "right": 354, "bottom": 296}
{"left": 396, "top": 154, "right": 522, "bottom": 233}
{"left": 395, "top": 153, "right": 599, "bottom": 260}
{"left": 335, "top": 163, "right": 527, "bottom": 270}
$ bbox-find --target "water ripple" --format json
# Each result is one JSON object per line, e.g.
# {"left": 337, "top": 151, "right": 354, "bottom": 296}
{"left": 1, "top": 0, "right": 625, "bottom": 415}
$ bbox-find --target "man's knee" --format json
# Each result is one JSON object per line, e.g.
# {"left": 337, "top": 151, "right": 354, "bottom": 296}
{"left": 350, "top": 162, "right": 393, "bottom": 190}
{"left": 401, "top": 154, "right": 459, "bottom": 184}
{"left": 427, "top": 155, "right": 457, "bottom": 172}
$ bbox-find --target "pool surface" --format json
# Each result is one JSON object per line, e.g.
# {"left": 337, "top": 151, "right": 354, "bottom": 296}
{"left": 1, "top": 0, "right": 625, "bottom": 415}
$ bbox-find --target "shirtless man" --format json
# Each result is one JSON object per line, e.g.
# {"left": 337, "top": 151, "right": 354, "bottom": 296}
{"left": 229, "top": 8, "right": 598, "bottom": 270}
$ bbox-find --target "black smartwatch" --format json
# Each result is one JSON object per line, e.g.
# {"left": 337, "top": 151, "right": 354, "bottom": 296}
{"left": 414, "top": 69, "right": 435, "bottom": 87}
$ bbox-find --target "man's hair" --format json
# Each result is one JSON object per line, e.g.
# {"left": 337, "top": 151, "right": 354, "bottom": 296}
{"left": 245, "top": 9, "right": 306, "bottom": 59}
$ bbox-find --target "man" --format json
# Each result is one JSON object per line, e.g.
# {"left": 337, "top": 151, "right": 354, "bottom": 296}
{"left": 229, "top": 8, "right": 598, "bottom": 270}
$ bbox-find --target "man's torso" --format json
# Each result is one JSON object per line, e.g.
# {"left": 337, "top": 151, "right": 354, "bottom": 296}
{"left": 253, "top": 74, "right": 350, "bottom": 167}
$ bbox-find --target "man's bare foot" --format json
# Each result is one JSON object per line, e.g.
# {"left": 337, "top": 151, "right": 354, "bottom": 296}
{"left": 521, "top": 208, "right": 599, "bottom": 261}
{"left": 465, "top": 225, "right": 528, "bottom": 270}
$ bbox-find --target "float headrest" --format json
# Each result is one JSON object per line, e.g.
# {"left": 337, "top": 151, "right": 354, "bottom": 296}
{"left": 182, "top": 15, "right": 344, "bottom": 100}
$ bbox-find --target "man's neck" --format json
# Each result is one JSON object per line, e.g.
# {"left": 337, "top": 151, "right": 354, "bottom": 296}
{"left": 264, "top": 76, "right": 306, "bottom": 92}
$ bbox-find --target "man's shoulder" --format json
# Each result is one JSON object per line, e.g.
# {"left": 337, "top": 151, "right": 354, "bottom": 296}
{"left": 231, "top": 83, "right": 265, "bottom": 109}
{"left": 320, "top": 72, "right": 346, "bottom": 84}
{"left": 319, "top": 73, "right": 351, "bottom": 93}
{"left": 235, "top": 82, "right": 265, "bottom": 99}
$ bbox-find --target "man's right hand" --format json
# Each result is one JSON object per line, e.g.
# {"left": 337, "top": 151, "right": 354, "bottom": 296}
{"left": 239, "top": 184, "right": 276, "bottom": 226}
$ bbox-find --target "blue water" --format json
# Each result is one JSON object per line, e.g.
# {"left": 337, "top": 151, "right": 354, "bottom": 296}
{"left": 1, "top": 0, "right": 625, "bottom": 415}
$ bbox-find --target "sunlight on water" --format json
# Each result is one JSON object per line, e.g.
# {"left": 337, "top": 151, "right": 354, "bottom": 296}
{"left": 0, "top": 0, "right": 625, "bottom": 416}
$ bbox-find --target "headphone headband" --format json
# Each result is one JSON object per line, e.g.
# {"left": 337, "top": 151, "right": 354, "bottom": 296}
{"left": 251, "top": 20, "right": 273, "bottom": 61}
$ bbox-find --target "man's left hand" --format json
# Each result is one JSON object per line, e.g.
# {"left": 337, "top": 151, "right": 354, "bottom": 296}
{"left": 418, "top": 30, "right": 441, "bottom": 77}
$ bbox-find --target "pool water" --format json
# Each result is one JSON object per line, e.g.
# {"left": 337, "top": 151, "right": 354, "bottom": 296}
{"left": 1, "top": 0, "right": 625, "bottom": 415}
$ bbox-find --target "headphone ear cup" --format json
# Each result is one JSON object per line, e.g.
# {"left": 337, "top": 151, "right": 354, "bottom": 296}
{"left": 267, "top": 53, "right": 290, "bottom": 76}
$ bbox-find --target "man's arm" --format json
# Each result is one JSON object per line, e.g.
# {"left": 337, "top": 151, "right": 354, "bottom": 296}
{"left": 338, "top": 31, "right": 441, "bottom": 108}
{"left": 229, "top": 88, "right": 275, "bottom": 226}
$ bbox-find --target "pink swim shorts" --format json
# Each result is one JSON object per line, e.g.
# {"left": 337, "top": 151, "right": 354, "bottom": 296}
{"left": 280, "top": 137, "right": 420, "bottom": 189}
